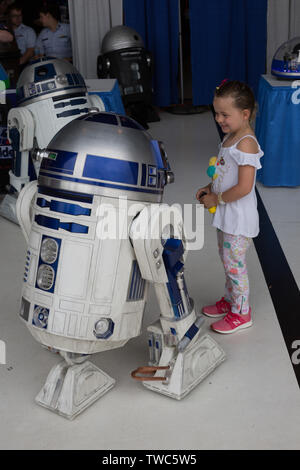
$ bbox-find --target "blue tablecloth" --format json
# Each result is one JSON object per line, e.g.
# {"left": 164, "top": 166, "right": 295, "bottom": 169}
{"left": 255, "top": 75, "right": 300, "bottom": 187}
{"left": 86, "top": 78, "right": 125, "bottom": 116}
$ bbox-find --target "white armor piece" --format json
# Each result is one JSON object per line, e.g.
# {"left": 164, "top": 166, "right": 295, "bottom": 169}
{"left": 16, "top": 112, "right": 225, "bottom": 419}
{"left": 130, "top": 204, "right": 225, "bottom": 399}
{"left": 0, "top": 57, "right": 105, "bottom": 223}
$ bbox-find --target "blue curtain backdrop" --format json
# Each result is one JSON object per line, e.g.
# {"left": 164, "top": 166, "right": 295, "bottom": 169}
{"left": 123, "top": 0, "right": 179, "bottom": 107}
{"left": 189, "top": 0, "right": 268, "bottom": 105}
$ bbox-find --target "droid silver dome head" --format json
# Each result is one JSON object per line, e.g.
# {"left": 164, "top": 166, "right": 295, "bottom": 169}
{"left": 272, "top": 36, "right": 300, "bottom": 78}
{"left": 101, "top": 25, "right": 144, "bottom": 54}
{"left": 38, "top": 112, "right": 173, "bottom": 203}
{"left": 16, "top": 57, "right": 87, "bottom": 105}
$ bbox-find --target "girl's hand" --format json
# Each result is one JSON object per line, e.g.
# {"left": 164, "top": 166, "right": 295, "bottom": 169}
{"left": 196, "top": 185, "right": 211, "bottom": 201}
{"left": 201, "top": 192, "right": 218, "bottom": 210}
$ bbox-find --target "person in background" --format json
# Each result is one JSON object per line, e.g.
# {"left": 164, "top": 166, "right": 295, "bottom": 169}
{"left": 35, "top": 2, "right": 72, "bottom": 62}
{"left": 0, "top": 0, "right": 20, "bottom": 86}
{"left": 0, "top": 0, "right": 13, "bottom": 42}
{"left": 8, "top": 2, "right": 36, "bottom": 65}
{"left": 0, "top": 23, "right": 13, "bottom": 42}
{"left": 0, "top": 0, "right": 9, "bottom": 25}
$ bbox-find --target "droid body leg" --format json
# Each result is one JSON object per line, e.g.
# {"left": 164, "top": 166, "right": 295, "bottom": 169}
{"left": 17, "top": 182, "right": 149, "bottom": 418}
{"left": 35, "top": 352, "right": 115, "bottom": 420}
{"left": 130, "top": 204, "right": 225, "bottom": 399}
{"left": 0, "top": 107, "right": 35, "bottom": 224}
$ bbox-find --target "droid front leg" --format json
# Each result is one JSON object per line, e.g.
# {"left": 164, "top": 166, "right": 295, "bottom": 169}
{"left": 35, "top": 351, "right": 115, "bottom": 420}
{"left": 130, "top": 204, "right": 225, "bottom": 399}
{"left": 142, "top": 298, "right": 225, "bottom": 400}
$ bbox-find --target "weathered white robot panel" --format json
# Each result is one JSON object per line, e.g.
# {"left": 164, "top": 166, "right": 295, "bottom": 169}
{"left": 17, "top": 112, "right": 225, "bottom": 419}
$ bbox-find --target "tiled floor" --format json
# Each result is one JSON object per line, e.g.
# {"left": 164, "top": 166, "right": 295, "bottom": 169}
{"left": 0, "top": 110, "right": 299, "bottom": 450}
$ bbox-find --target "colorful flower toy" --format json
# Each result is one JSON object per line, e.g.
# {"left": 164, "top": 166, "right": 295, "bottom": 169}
{"left": 205, "top": 156, "right": 218, "bottom": 213}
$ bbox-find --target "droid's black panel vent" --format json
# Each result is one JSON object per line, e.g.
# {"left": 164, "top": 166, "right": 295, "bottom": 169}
{"left": 127, "top": 260, "right": 146, "bottom": 301}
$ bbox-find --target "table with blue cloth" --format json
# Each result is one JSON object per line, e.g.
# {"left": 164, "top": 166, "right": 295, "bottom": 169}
{"left": 255, "top": 74, "right": 300, "bottom": 187}
{"left": 85, "top": 78, "right": 125, "bottom": 115}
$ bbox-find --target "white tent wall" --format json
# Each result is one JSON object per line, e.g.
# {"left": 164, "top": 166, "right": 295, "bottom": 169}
{"left": 68, "top": 0, "right": 123, "bottom": 79}
{"left": 267, "top": 0, "right": 300, "bottom": 73}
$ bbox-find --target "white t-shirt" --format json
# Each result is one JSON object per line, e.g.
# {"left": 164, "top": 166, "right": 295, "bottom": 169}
{"left": 211, "top": 134, "right": 264, "bottom": 238}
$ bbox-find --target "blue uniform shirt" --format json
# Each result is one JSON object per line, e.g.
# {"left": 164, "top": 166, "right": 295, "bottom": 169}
{"left": 35, "top": 22, "right": 72, "bottom": 59}
{"left": 14, "top": 23, "right": 36, "bottom": 55}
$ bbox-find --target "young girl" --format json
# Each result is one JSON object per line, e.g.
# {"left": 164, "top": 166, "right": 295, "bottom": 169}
{"left": 196, "top": 80, "right": 263, "bottom": 334}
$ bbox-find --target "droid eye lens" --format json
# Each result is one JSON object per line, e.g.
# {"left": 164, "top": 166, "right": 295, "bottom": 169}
{"left": 56, "top": 74, "right": 68, "bottom": 85}
{"left": 37, "top": 67, "right": 48, "bottom": 76}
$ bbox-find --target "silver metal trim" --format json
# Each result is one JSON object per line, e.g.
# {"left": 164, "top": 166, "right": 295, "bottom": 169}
{"left": 38, "top": 175, "right": 163, "bottom": 203}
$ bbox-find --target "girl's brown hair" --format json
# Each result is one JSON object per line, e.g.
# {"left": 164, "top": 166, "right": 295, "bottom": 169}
{"left": 214, "top": 80, "right": 256, "bottom": 121}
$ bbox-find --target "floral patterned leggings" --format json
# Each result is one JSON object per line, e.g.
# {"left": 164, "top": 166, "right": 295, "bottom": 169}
{"left": 217, "top": 229, "right": 252, "bottom": 315}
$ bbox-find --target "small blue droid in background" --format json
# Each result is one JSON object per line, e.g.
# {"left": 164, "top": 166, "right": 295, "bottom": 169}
{"left": 272, "top": 37, "right": 300, "bottom": 79}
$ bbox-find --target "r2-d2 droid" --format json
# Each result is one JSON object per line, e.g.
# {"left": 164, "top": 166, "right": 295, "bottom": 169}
{"left": 0, "top": 57, "right": 105, "bottom": 223}
{"left": 97, "top": 25, "right": 159, "bottom": 128}
{"left": 17, "top": 111, "right": 225, "bottom": 419}
{"left": 272, "top": 37, "right": 300, "bottom": 79}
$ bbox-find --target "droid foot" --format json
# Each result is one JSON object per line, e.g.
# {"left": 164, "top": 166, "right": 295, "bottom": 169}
{"left": 141, "top": 333, "right": 225, "bottom": 400}
{"left": 35, "top": 354, "right": 115, "bottom": 420}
